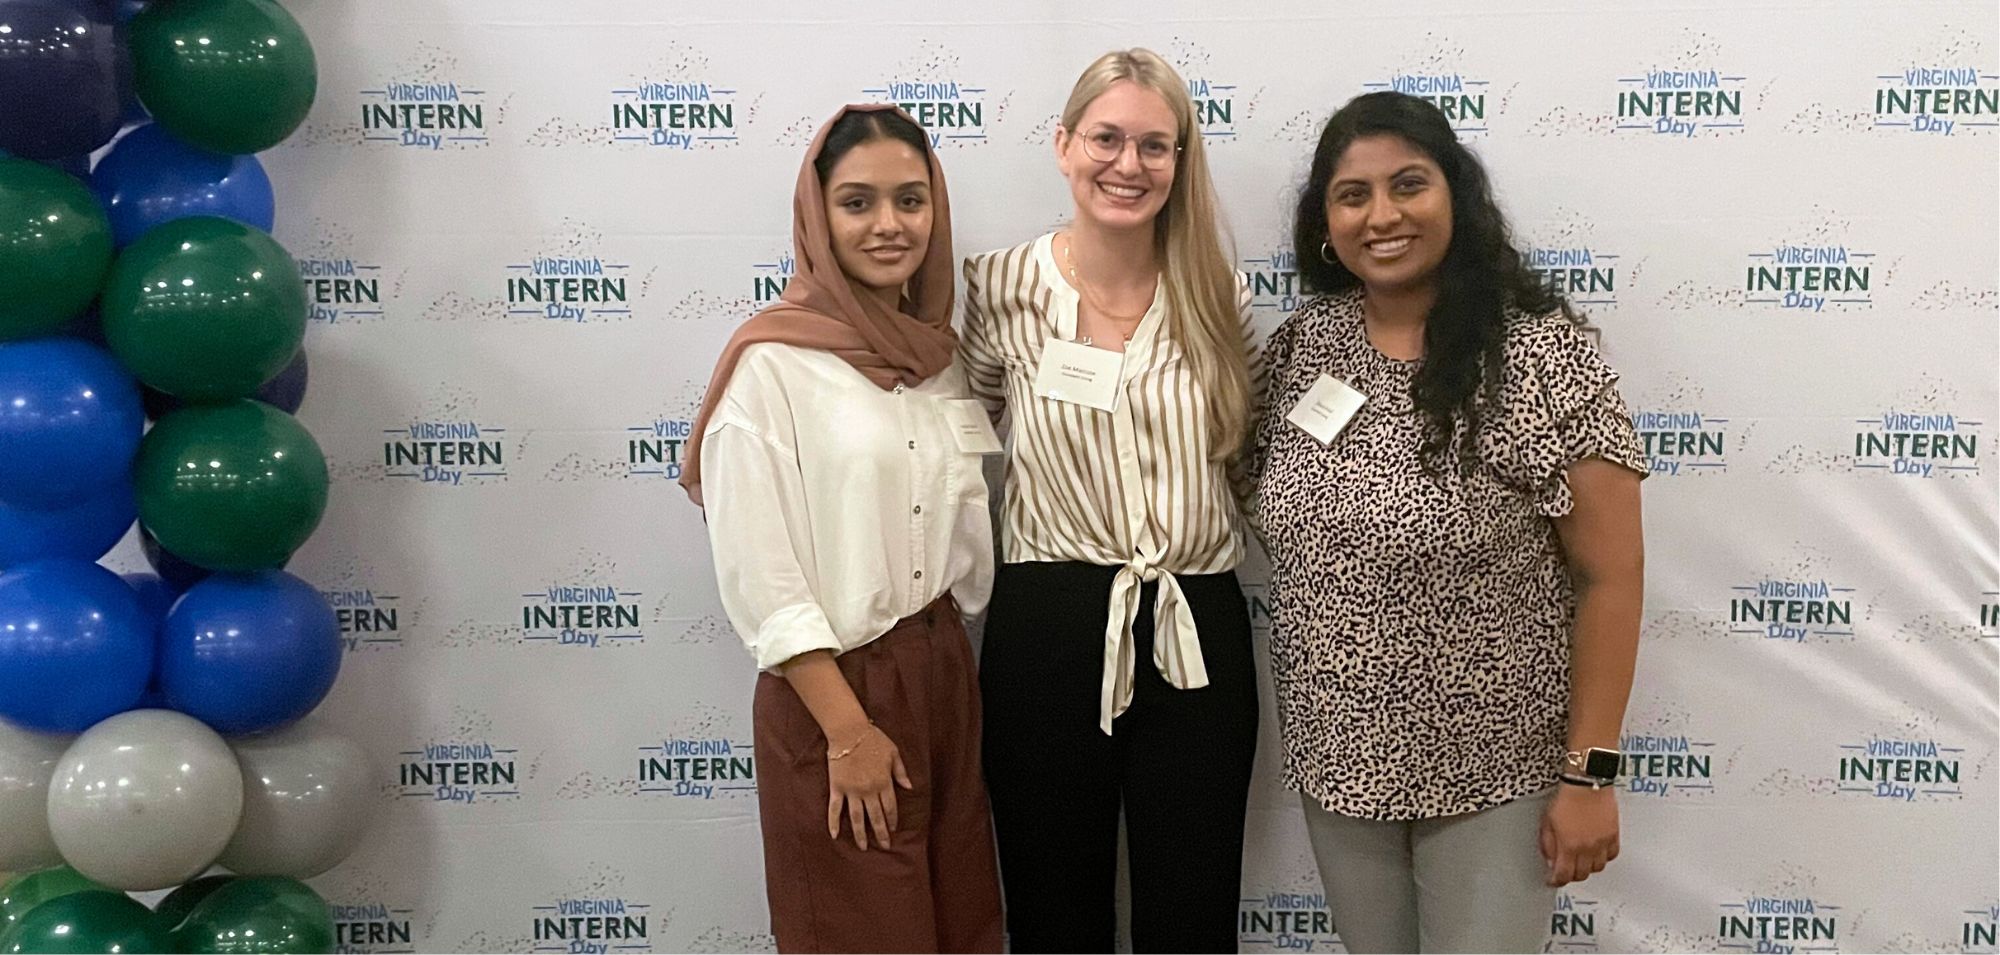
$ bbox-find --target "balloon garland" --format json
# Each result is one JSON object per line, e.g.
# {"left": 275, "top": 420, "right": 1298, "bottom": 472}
{"left": 0, "top": 2, "right": 360, "bottom": 950}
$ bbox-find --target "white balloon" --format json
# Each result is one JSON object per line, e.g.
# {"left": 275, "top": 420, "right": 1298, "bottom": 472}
{"left": 0, "top": 720, "right": 70, "bottom": 871}
{"left": 46, "top": 709, "right": 244, "bottom": 891}
{"left": 218, "top": 719, "right": 373, "bottom": 879}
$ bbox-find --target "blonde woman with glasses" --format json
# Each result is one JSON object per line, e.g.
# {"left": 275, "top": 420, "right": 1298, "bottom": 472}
{"left": 959, "top": 48, "right": 1262, "bottom": 952}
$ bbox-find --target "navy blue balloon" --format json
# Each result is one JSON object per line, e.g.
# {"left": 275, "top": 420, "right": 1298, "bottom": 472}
{"left": 144, "top": 347, "right": 307, "bottom": 420}
{"left": 90, "top": 122, "right": 274, "bottom": 247}
{"left": 140, "top": 524, "right": 212, "bottom": 591}
{"left": 0, "top": 336, "right": 144, "bottom": 509}
{"left": 0, "top": 476, "right": 134, "bottom": 569}
{"left": 121, "top": 570, "right": 179, "bottom": 621}
{"left": 55, "top": 307, "right": 108, "bottom": 347}
{"left": 0, "top": 0, "right": 129, "bottom": 160}
{"left": 159, "top": 569, "right": 341, "bottom": 735}
{"left": 0, "top": 558, "right": 153, "bottom": 732}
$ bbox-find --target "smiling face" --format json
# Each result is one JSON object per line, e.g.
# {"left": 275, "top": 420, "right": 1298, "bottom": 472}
{"left": 1056, "top": 79, "right": 1180, "bottom": 234}
{"left": 821, "top": 137, "right": 934, "bottom": 301}
{"left": 1322, "top": 133, "right": 1454, "bottom": 295}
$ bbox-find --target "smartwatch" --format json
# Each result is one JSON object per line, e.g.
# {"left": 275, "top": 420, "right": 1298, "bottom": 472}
{"left": 1564, "top": 747, "right": 1622, "bottom": 783}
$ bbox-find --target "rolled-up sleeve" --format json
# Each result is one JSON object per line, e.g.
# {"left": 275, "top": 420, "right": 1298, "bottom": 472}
{"left": 701, "top": 388, "right": 842, "bottom": 671}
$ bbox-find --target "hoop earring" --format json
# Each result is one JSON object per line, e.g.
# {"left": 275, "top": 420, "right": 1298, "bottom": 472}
{"left": 1319, "top": 241, "right": 1338, "bottom": 264}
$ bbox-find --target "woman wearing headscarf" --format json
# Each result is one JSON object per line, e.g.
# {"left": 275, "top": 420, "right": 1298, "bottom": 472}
{"left": 681, "top": 104, "right": 1004, "bottom": 954}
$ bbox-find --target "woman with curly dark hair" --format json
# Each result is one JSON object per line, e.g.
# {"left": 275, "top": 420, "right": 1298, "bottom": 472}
{"left": 1254, "top": 91, "right": 1648, "bottom": 953}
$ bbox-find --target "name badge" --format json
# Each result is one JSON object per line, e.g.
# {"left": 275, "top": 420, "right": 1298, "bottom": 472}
{"left": 1032, "top": 338, "right": 1123, "bottom": 412}
{"left": 943, "top": 400, "right": 1003, "bottom": 454}
{"left": 1285, "top": 374, "right": 1367, "bottom": 445}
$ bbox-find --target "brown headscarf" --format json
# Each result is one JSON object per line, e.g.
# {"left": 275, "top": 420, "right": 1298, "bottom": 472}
{"left": 679, "top": 104, "right": 958, "bottom": 506}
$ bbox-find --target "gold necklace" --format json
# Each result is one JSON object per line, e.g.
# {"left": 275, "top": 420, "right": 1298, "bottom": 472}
{"left": 1063, "top": 234, "right": 1152, "bottom": 341}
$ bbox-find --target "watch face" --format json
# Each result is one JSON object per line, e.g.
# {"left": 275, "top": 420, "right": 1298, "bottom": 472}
{"left": 1585, "top": 749, "right": 1622, "bottom": 779}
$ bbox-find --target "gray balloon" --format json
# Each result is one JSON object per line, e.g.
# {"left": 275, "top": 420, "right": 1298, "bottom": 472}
{"left": 217, "top": 719, "right": 373, "bottom": 879}
{"left": 46, "top": 709, "right": 245, "bottom": 891}
{"left": 0, "top": 721, "right": 71, "bottom": 871}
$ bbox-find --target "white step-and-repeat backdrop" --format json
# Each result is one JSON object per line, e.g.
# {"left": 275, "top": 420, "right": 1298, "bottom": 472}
{"left": 114, "top": 2, "right": 1998, "bottom": 951}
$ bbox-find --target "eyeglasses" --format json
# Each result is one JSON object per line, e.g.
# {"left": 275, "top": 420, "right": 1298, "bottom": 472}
{"left": 1075, "top": 127, "right": 1181, "bottom": 169}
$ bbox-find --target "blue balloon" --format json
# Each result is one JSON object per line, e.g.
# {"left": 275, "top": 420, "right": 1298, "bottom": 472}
{"left": 158, "top": 569, "right": 341, "bottom": 735}
{"left": 0, "top": 477, "right": 135, "bottom": 569}
{"left": 121, "top": 570, "right": 179, "bottom": 621}
{"left": 144, "top": 347, "right": 307, "bottom": 419}
{"left": 0, "top": 558, "right": 153, "bottom": 732}
{"left": 0, "top": 337, "right": 144, "bottom": 510}
{"left": 89, "top": 122, "right": 274, "bottom": 247}
{"left": 0, "top": 0, "right": 128, "bottom": 160}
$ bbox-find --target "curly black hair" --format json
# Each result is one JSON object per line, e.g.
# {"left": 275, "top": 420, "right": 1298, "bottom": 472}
{"left": 1292, "top": 91, "right": 1574, "bottom": 477}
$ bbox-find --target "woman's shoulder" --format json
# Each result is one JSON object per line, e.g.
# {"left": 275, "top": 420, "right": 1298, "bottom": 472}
{"left": 1494, "top": 306, "right": 1619, "bottom": 414}
{"left": 963, "top": 234, "right": 1048, "bottom": 276}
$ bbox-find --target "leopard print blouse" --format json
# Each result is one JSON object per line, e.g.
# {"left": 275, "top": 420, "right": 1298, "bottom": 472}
{"left": 1254, "top": 290, "right": 1646, "bottom": 820}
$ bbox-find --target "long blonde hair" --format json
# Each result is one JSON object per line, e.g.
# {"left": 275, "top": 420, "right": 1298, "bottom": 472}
{"left": 1060, "top": 48, "right": 1250, "bottom": 461}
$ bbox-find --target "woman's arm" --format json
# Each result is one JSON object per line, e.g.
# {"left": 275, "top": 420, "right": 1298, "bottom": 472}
{"left": 702, "top": 369, "right": 911, "bottom": 852}
{"left": 1540, "top": 456, "right": 1644, "bottom": 886}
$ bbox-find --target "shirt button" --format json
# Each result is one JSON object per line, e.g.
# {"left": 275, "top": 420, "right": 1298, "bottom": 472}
{"left": 913, "top": 570, "right": 923, "bottom": 580}
{"left": 907, "top": 440, "right": 916, "bottom": 450}
{"left": 913, "top": 505, "right": 922, "bottom": 514}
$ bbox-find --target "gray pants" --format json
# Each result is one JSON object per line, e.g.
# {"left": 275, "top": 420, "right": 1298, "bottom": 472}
{"left": 1300, "top": 787, "right": 1558, "bottom": 954}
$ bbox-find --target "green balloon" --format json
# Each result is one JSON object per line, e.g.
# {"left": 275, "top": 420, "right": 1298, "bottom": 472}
{"left": 101, "top": 216, "right": 307, "bottom": 401}
{"left": 134, "top": 400, "right": 328, "bottom": 572}
{"left": 0, "top": 159, "right": 114, "bottom": 341}
{"left": 0, "top": 892, "right": 168, "bottom": 955}
{"left": 0, "top": 869, "right": 113, "bottom": 943}
{"left": 170, "top": 878, "right": 331, "bottom": 955}
{"left": 129, "top": 0, "right": 318, "bottom": 155}
{"left": 151, "top": 877, "right": 236, "bottom": 934}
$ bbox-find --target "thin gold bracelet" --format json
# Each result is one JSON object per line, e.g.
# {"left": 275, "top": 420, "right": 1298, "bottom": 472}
{"left": 827, "top": 722, "right": 874, "bottom": 761}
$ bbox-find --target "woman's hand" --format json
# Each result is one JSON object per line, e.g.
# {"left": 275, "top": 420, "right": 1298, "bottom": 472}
{"left": 826, "top": 724, "right": 913, "bottom": 851}
{"left": 1539, "top": 784, "right": 1619, "bottom": 886}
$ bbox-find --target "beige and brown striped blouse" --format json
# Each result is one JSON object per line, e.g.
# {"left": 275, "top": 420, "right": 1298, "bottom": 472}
{"left": 960, "top": 232, "right": 1261, "bottom": 734}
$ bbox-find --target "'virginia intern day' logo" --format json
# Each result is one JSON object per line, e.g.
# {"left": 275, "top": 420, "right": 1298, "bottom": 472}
{"left": 1549, "top": 893, "right": 1601, "bottom": 952}
{"left": 331, "top": 901, "right": 415, "bottom": 954}
{"left": 1241, "top": 249, "right": 1301, "bottom": 314}
{"left": 1716, "top": 896, "right": 1840, "bottom": 953}
{"left": 1238, "top": 890, "right": 1336, "bottom": 951}
{"left": 520, "top": 584, "right": 646, "bottom": 648}
{"left": 1619, "top": 731, "right": 1717, "bottom": 798}
{"left": 361, "top": 80, "right": 488, "bottom": 150}
{"left": 1850, "top": 411, "right": 1981, "bottom": 478}
{"left": 1744, "top": 243, "right": 1872, "bottom": 312}
{"left": 327, "top": 587, "right": 403, "bottom": 652}
{"left": 1728, "top": 578, "right": 1856, "bottom": 643}
{"left": 530, "top": 897, "right": 654, "bottom": 954}
{"left": 635, "top": 736, "right": 757, "bottom": 800}
{"left": 626, "top": 419, "right": 691, "bottom": 481}
{"left": 1632, "top": 410, "right": 1729, "bottom": 476}
{"left": 1873, "top": 66, "right": 1999, "bottom": 136}
{"left": 302, "top": 256, "right": 386, "bottom": 324}
{"left": 610, "top": 80, "right": 738, "bottom": 149}
{"left": 397, "top": 740, "right": 520, "bottom": 804}
{"left": 1615, "top": 68, "right": 1745, "bottom": 137}
{"left": 1835, "top": 736, "right": 1964, "bottom": 802}
{"left": 505, "top": 255, "right": 633, "bottom": 323}
{"left": 1528, "top": 246, "right": 1619, "bottom": 307}
{"left": 382, "top": 421, "right": 508, "bottom": 485}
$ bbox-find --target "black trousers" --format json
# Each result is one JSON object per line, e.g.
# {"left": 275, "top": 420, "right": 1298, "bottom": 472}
{"left": 981, "top": 561, "right": 1259, "bottom": 954}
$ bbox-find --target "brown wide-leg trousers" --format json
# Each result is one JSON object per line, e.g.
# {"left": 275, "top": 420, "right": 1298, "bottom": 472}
{"left": 752, "top": 595, "right": 1004, "bottom": 954}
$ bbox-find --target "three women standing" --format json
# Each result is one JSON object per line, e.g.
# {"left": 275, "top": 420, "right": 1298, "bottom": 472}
{"left": 688, "top": 74, "right": 1645, "bottom": 955}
